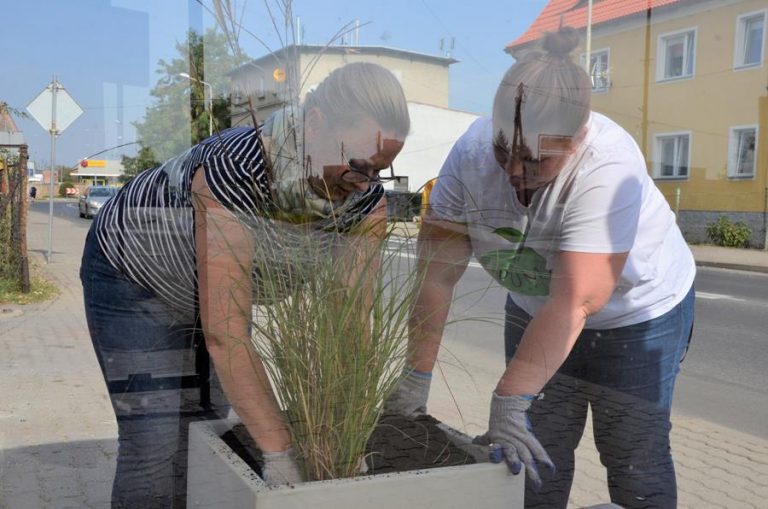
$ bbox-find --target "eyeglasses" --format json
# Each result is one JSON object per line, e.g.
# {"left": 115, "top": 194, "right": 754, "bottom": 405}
{"left": 340, "top": 162, "right": 398, "bottom": 184}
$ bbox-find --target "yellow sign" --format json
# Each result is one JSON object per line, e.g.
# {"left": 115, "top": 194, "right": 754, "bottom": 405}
{"left": 273, "top": 68, "right": 286, "bottom": 83}
{"left": 85, "top": 159, "right": 106, "bottom": 168}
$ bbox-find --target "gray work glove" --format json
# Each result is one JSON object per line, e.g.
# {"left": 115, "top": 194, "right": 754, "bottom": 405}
{"left": 383, "top": 366, "right": 432, "bottom": 416}
{"left": 473, "top": 392, "right": 554, "bottom": 490}
{"left": 261, "top": 447, "right": 305, "bottom": 486}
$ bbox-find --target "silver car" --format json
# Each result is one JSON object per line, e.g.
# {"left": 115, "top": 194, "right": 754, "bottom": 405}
{"left": 78, "top": 186, "right": 118, "bottom": 219}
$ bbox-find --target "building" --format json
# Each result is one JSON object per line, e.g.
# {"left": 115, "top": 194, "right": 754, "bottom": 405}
{"left": 229, "top": 44, "right": 479, "bottom": 193}
{"left": 229, "top": 44, "right": 457, "bottom": 123}
{"left": 507, "top": 0, "right": 767, "bottom": 247}
{"left": 0, "top": 108, "right": 27, "bottom": 195}
{"left": 69, "top": 159, "right": 125, "bottom": 186}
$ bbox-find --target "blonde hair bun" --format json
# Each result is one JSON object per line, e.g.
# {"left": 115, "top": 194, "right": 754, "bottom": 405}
{"left": 542, "top": 27, "right": 580, "bottom": 58}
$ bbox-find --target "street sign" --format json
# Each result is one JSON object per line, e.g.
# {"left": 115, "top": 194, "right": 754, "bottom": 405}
{"left": 26, "top": 81, "right": 83, "bottom": 134}
{"left": 26, "top": 76, "right": 84, "bottom": 264}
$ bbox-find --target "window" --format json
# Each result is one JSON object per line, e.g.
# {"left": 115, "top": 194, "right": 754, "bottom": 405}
{"left": 735, "top": 12, "right": 765, "bottom": 68}
{"left": 657, "top": 29, "right": 696, "bottom": 81}
{"left": 654, "top": 133, "right": 691, "bottom": 179}
{"left": 728, "top": 126, "right": 758, "bottom": 178}
{"left": 580, "top": 49, "right": 610, "bottom": 92}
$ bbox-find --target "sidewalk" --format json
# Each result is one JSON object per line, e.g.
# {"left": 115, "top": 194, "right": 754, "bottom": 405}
{"left": 0, "top": 209, "right": 766, "bottom": 508}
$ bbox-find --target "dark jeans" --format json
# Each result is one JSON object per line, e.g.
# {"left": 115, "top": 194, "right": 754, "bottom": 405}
{"left": 504, "top": 287, "right": 694, "bottom": 509}
{"left": 80, "top": 227, "right": 228, "bottom": 508}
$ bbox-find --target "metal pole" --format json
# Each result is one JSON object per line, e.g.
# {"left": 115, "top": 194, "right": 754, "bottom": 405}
{"left": 675, "top": 186, "right": 681, "bottom": 218}
{"left": 47, "top": 75, "right": 58, "bottom": 263}
{"left": 585, "top": 0, "right": 593, "bottom": 74}
{"left": 206, "top": 82, "right": 213, "bottom": 137}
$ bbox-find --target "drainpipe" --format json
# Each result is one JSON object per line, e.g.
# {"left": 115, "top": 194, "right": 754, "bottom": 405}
{"left": 640, "top": 0, "right": 652, "bottom": 157}
{"left": 761, "top": 95, "right": 768, "bottom": 250}
{"left": 584, "top": 0, "right": 593, "bottom": 74}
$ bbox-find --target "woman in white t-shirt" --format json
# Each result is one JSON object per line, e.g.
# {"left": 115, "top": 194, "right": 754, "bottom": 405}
{"left": 384, "top": 28, "right": 694, "bottom": 509}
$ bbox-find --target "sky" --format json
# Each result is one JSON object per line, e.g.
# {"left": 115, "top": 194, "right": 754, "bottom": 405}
{"left": 0, "top": 0, "right": 548, "bottom": 166}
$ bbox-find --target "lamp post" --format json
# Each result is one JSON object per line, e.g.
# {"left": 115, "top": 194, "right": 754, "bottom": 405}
{"left": 179, "top": 72, "right": 213, "bottom": 137}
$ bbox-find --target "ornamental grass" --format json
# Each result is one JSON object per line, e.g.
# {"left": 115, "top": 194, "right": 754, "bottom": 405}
{"left": 248, "top": 219, "right": 424, "bottom": 481}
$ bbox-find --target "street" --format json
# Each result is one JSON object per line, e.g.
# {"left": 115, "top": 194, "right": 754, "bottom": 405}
{"left": 387, "top": 230, "right": 768, "bottom": 439}
{"left": 35, "top": 199, "right": 768, "bottom": 439}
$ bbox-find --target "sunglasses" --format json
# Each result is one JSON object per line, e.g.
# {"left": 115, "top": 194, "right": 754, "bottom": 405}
{"left": 340, "top": 161, "right": 398, "bottom": 184}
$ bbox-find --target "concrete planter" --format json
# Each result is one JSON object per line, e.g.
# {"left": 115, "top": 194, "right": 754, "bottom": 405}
{"left": 187, "top": 418, "right": 524, "bottom": 508}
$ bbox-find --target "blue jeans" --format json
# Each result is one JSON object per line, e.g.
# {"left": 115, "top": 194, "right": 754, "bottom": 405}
{"left": 504, "top": 287, "right": 694, "bottom": 509}
{"left": 80, "top": 227, "right": 228, "bottom": 508}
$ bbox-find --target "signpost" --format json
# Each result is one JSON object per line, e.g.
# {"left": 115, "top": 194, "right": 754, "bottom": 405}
{"left": 26, "top": 76, "right": 83, "bottom": 263}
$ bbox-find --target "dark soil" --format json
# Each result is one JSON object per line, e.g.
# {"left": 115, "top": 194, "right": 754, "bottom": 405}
{"left": 220, "top": 413, "right": 475, "bottom": 478}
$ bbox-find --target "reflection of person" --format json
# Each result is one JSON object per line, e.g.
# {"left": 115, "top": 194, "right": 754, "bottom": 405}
{"left": 385, "top": 28, "right": 695, "bottom": 509}
{"left": 80, "top": 62, "right": 409, "bottom": 507}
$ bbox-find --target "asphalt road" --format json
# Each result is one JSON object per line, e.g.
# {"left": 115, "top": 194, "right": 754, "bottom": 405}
{"left": 387, "top": 234, "right": 768, "bottom": 439}
{"left": 36, "top": 199, "right": 768, "bottom": 438}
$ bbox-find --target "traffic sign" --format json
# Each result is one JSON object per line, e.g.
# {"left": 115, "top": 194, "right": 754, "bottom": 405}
{"left": 26, "top": 81, "right": 83, "bottom": 134}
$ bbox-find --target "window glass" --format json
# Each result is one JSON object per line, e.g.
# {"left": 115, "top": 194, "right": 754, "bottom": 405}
{"left": 744, "top": 15, "right": 764, "bottom": 65}
{"left": 730, "top": 127, "right": 757, "bottom": 177}
{"left": 655, "top": 134, "right": 690, "bottom": 178}
{"left": 660, "top": 30, "right": 695, "bottom": 79}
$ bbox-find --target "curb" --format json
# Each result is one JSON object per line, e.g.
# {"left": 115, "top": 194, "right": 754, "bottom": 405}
{"left": 694, "top": 260, "right": 768, "bottom": 274}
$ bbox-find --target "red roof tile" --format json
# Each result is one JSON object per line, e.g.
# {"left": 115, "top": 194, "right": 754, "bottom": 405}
{"left": 507, "top": 0, "right": 688, "bottom": 51}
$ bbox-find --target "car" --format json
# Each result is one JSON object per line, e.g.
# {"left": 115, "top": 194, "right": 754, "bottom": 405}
{"left": 78, "top": 186, "right": 118, "bottom": 219}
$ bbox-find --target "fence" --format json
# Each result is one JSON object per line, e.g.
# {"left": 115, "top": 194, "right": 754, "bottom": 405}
{"left": 0, "top": 144, "right": 30, "bottom": 292}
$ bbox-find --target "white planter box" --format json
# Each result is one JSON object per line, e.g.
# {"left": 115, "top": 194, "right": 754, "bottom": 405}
{"left": 187, "top": 419, "right": 524, "bottom": 508}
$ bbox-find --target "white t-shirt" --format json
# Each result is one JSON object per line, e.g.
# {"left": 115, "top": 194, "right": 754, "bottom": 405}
{"left": 430, "top": 113, "right": 695, "bottom": 329}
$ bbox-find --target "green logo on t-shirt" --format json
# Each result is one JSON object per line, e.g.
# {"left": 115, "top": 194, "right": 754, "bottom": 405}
{"left": 478, "top": 227, "right": 551, "bottom": 296}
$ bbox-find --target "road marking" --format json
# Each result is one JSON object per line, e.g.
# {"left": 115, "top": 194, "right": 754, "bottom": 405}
{"left": 386, "top": 247, "right": 484, "bottom": 269}
{"left": 695, "top": 291, "right": 744, "bottom": 302}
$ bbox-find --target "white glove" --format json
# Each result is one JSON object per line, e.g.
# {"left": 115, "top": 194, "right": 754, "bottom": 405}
{"left": 261, "top": 447, "right": 304, "bottom": 486}
{"left": 474, "top": 392, "right": 554, "bottom": 490}
{"left": 383, "top": 366, "right": 432, "bottom": 416}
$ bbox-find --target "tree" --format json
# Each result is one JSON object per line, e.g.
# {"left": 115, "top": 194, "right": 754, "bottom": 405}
{"left": 120, "top": 147, "right": 159, "bottom": 183}
{"left": 124, "top": 28, "right": 248, "bottom": 170}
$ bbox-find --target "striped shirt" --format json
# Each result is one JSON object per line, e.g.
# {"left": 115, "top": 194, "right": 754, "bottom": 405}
{"left": 94, "top": 127, "right": 383, "bottom": 313}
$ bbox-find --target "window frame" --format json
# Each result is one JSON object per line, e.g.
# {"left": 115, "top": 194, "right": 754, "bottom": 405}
{"left": 580, "top": 47, "right": 611, "bottom": 93}
{"left": 733, "top": 10, "right": 766, "bottom": 70}
{"left": 656, "top": 27, "right": 697, "bottom": 82}
{"left": 653, "top": 131, "right": 692, "bottom": 180}
{"left": 728, "top": 125, "right": 759, "bottom": 179}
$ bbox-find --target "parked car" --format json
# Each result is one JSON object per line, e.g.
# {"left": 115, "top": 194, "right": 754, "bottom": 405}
{"left": 78, "top": 186, "right": 118, "bottom": 219}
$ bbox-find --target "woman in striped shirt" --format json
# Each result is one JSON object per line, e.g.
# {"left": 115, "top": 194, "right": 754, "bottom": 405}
{"left": 80, "top": 62, "right": 409, "bottom": 507}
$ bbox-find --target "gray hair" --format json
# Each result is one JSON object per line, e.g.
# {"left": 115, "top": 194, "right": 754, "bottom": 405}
{"left": 303, "top": 62, "right": 410, "bottom": 138}
{"left": 493, "top": 27, "right": 591, "bottom": 154}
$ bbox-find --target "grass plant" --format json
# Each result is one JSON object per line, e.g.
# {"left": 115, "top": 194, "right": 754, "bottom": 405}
{"left": 0, "top": 262, "right": 58, "bottom": 305}
{"left": 246, "top": 218, "right": 424, "bottom": 480}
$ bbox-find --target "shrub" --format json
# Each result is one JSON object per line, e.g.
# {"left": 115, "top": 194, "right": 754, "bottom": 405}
{"left": 706, "top": 216, "right": 751, "bottom": 248}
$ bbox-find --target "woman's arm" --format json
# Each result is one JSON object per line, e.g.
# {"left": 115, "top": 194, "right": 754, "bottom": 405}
{"left": 408, "top": 214, "right": 473, "bottom": 372}
{"left": 192, "top": 168, "right": 291, "bottom": 453}
{"left": 496, "top": 250, "right": 628, "bottom": 396}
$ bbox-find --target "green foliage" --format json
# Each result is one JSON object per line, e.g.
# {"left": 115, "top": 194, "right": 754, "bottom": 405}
{"left": 122, "top": 28, "right": 247, "bottom": 170}
{"left": 120, "top": 147, "right": 159, "bottom": 183}
{"left": 0, "top": 272, "right": 58, "bottom": 305}
{"left": 247, "top": 222, "right": 425, "bottom": 481}
{"left": 706, "top": 216, "right": 752, "bottom": 248}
